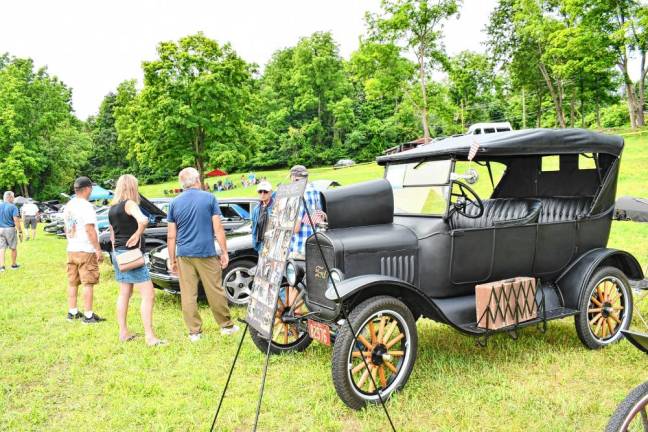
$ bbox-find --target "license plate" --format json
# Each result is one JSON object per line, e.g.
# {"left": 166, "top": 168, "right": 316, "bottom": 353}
{"left": 307, "top": 319, "right": 331, "bottom": 346}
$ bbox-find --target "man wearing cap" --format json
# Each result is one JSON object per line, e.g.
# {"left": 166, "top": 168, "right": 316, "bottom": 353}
{"left": 0, "top": 191, "right": 23, "bottom": 272}
{"left": 63, "top": 177, "right": 105, "bottom": 323}
{"left": 251, "top": 180, "right": 274, "bottom": 254}
{"left": 289, "top": 165, "right": 322, "bottom": 258}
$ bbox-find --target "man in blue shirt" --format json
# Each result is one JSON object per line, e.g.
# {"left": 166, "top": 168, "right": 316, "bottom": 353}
{"left": 167, "top": 167, "right": 238, "bottom": 341}
{"left": 288, "top": 165, "right": 322, "bottom": 258}
{"left": 0, "top": 191, "right": 23, "bottom": 272}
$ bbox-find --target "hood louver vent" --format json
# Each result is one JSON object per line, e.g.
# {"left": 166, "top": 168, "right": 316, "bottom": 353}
{"left": 380, "top": 255, "right": 415, "bottom": 284}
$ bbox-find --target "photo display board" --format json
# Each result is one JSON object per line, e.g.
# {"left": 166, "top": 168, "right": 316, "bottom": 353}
{"left": 246, "top": 179, "right": 307, "bottom": 339}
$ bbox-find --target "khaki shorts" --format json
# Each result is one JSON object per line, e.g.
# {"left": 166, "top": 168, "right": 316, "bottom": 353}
{"left": 24, "top": 216, "right": 37, "bottom": 230}
{"left": 0, "top": 227, "right": 17, "bottom": 250}
{"left": 67, "top": 252, "right": 100, "bottom": 286}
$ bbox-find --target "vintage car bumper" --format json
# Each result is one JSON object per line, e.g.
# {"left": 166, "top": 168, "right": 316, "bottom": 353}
{"left": 150, "top": 270, "right": 180, "bottom": 292}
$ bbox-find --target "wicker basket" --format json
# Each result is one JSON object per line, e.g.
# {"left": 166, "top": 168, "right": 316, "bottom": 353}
{"left": 475, "top": 277, "right": 537, "bottom": 330}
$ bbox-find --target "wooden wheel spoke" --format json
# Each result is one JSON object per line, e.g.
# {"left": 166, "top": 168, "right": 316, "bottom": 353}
{"left": 602, "top": 319, "right": 609, "bottom": 338}
{"left": 352, "top": 362, "right": 367, "bottom": 374}
{"left": 388, "top": 350, "right": 405, "bottom": 357}
{"left": 368, "top": 321, "right": 377, "bottom": 344}
{"left": 609, "top": 313, "right": 622, "bottom": 324}
{"left": 588, "top": 308, "right": 602, "bottom": 314}
{"left": 378, "top": 365, "right": 387, "bottom": 388}
{"left": 608, "top": 290, "right": 621, "bottom": 304}
{"left": 386, "top": 333, "right": 404, "bottom": 349}
{"left": 378, "top": 317, "right": 386, "bottom": 343}
{"left": 612, "top": 305, "right": 624, "bottom": 311}
{"left": 593, "top": 316, "right": 604, "bottom": 337}
{"left": 383, "top": 321, "right": 398, "bottom": 344}
{"left": 384, "top": 360, "right": 398, "bottom": 374}
{"left": 357, "top": 335, "right": 373, "bottom": 350}
{"left": 590, "top": 297, "right": 603, "bottom": 307}
{"left": 607, "top": 317, "right": 617, "bottom": 334}
{"left": 589, "top": 313, "right": 602, "bottom": 326}
{"left": 368, "top": 366, "right": 378, "bottom": 393}
{"left": 357, "top": 369, "right": 370, "bottom": 388}
{"left": 352, "top": 351, "right": 372, "bottom": 358}
{"left": 596, "top": 284, "right": 606, "bottom": 302}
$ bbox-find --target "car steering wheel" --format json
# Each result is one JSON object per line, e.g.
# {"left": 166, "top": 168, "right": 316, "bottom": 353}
{"left": 450, "top": 181, "right": 484, "bottom": 219}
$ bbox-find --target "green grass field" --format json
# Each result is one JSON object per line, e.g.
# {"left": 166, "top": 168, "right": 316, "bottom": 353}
{"left": 2, "top": 131, "right": 648, "bottom": 431}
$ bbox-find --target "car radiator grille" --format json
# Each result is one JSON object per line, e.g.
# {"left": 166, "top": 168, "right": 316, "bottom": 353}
{"left": 305, "top": 242, "right": 336, "bottom": 309}
{"left": 149, "top": 256, "right": 167, "bottom": 274}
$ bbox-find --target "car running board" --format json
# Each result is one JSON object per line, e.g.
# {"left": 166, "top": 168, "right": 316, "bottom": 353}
{"left": 458, "top": 306, "right": 579, "bottom": 337}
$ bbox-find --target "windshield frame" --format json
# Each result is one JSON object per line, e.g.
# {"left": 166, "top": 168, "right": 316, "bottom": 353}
{"left": 384, "top": 158, "right": 455, "bottom": 218}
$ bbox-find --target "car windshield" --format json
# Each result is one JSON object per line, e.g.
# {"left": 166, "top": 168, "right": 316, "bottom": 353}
{"left": 385, "top": 159, "right": 452, "bottom": 215}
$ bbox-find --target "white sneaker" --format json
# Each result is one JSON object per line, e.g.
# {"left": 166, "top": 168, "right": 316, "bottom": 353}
{"left": 189, "top": 333, "right": 202, "bottom": 342}
{"left": 220, "top": 325, "right": 240, "bottom": 336}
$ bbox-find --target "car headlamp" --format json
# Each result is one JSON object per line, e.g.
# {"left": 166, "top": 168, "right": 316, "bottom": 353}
{"left": 286, "top": 261, "right": 297, "bottom": 286}
{"left": 327, "top": 268, "right": 344, "bottom": 291}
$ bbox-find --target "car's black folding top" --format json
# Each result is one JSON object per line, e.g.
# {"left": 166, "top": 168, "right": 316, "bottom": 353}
{"left": 377, "top": 128, "right": 624, "bottom": 164}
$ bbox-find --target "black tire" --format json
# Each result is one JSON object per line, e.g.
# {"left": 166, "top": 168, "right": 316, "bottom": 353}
{"left": 222, "top": 259, "right": 256, "bottom": 306}
{"left": 249, "top": 285, "right": 312, "bottom": 355}
{"left": 331, "top": 296, "right": 418, "bottom": 410}
{"left": 606, "top": 381, "right": 648, "bottom": 432}
{"left": 575, "top": 266, "right": 633, "bottom": 350}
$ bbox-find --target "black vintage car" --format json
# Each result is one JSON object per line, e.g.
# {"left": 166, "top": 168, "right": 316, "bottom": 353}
{"left": 253, "top": 128, "right": 645, "bottom": 410}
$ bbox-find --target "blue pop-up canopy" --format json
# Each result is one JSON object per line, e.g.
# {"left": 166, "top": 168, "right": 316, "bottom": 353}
{"left": 88, "top": 185, "right": 113, "bottom": 201}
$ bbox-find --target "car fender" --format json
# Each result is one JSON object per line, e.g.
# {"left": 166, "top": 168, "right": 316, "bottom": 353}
{"left": 324, "top": 274, "right": 435, "bottom": 319}
{"left": 556, "top": 248, "right": 644, "bottom": 309}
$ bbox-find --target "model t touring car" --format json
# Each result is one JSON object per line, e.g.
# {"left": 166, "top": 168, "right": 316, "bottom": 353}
{"left": 249, "top": 128, "right": 644, "bottom": 410}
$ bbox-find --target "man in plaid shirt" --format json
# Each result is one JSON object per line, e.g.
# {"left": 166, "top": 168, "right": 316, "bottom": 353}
{"left": 289, "top": 165, "right": 322, "bottom": 258}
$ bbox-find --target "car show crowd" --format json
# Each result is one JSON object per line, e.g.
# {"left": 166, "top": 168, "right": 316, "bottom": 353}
{"left": 0, "top": 164, "right": 322, "bottom": 347}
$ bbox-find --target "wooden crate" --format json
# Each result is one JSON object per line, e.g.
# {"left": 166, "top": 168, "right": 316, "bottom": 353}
{"left": 476, "top": 277, "right": 537, "bottom": 330}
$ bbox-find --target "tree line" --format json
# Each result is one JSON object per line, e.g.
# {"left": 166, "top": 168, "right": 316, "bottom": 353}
{"left": 1, "top": 0, "right": 647, "bottom": 198}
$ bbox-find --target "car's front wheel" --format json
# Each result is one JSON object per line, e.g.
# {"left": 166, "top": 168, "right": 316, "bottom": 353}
{"left": 575, "top": 266, "right": 633, "bottom": 349}
{"left": 222, "top": 259, "right": 256, "bottom": 306}
{"left": 249, "top": 284, "right": 312, "bottom": 354}
{"left": 331, "top": 295, "right": 417, "bottom": 410}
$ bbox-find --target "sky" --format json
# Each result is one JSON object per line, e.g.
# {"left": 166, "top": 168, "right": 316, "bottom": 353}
{"left": 0, "top": 0, "right": 498, "bottom": 120}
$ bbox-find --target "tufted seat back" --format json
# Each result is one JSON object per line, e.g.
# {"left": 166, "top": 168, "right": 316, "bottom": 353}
{"left": 537, "top": 197, "right": 591, "bottom": 224}
{"left": 452, "top": 198, "right": 542, "bottom": 230}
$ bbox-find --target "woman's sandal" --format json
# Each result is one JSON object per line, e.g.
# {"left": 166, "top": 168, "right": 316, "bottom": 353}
{"left": 120, "top": 334, "right": 138, "bottom": 342}
{"left": 147, "top": 339, "right": 167, "bottom": 347}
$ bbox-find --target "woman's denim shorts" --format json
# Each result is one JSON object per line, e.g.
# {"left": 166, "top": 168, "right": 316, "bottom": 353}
{"left": 111, "top": 248, "right": 151, "bottom": 284}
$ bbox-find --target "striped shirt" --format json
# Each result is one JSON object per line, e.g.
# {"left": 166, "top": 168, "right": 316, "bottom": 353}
{"left": 289, "top": 183, "right": 322, "bottom": 256}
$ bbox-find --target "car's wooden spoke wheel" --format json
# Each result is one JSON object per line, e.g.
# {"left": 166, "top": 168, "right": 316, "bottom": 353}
{"left": 349, "top": 313, "right": 407, "bottom": 394}
{"left": 332, "top": 296, "right": 417, "bottom": 410}
{"left": 271, "top": 285, "right": 307, "bottom": 346}
{"left": 575, "top": 266, "right": 633, "bottom": 350}
{"left": 587, "top": 278, "right": 627, "bottom": 341}
{"left": 249, "top": 284, "right": 312, "bottom": 355}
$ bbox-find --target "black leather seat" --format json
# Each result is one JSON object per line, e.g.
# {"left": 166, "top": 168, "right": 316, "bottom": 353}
{"left": 537, "top": 197, "right": 592, "bottom": 224}
{"left": 452, "top": 198, "right": 542, "bottom": 230}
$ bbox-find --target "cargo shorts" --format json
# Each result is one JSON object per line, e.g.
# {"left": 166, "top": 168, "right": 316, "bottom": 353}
{"left": 67, "top": 252, "right": 100, "bottom": 286}
{"left": 0, "top": 227, "right": 17, "bottom": 250}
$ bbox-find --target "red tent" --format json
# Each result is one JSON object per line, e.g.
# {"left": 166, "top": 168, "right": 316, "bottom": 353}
{"left": 205, "top": 169, "right": 228, "bottom": 177}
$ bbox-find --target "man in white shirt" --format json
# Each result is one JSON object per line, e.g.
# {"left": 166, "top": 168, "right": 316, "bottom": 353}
{"left": 21, "top": 199, "right": 39, "bottom": 240}
{"left": 63, "top": 177, "right": 105, "bottom": 324}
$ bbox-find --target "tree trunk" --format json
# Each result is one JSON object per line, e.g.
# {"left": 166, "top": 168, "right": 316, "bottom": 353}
{"left": 638, "top": 51, "right": 647, "bottom": 127}
{"left": 194, "top": 128, "right": 205, "bottom": 185}
{"left": 536, "top": 89, "right": 542, "bottom": 127}
{"left": 596, "top": 100, "right": 601, "bottom": 128}
{"left": 417, "top": 47, "right": 430, "bottom": 141}
{"left": 538, "top": 62, "right": 566, "bottom": 128}
{"left": 460, "top": 99, "right": 465, "bottom": 130}
{"left": 580, "top": 78, "right": 585, "bottom": 128}
{"left": 522, "top": 88, "right": 526, "bottom": 129}
{"left": 570, "top": 87, "right": 576, "bottom": 128}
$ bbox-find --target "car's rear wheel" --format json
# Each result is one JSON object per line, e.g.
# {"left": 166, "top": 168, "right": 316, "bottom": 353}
{"left": 605, "top": 381, "right": 648, "bottom": 432}
{"left": 222, "top": 259, "right": 256, "bottom": 306}
{"left": 331, "top": 296, "right": 417, "bottom": 410}
{"left": 249, "top": 284, "right": 312, "bottom": 354}
{"left": 575, "top": 266, "right": 633, "bottom": 349}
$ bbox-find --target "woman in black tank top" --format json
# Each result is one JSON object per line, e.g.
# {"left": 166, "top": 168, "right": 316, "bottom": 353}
{"left": 110, "top": 174, "right": 165, "bottom": 346}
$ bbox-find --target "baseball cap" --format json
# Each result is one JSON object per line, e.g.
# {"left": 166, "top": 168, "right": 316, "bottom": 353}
{"left": 73, "top": 176, "right": 93, "bottom": 190}
{"left": 257, "top": 180, "right": 272, "bottom": 192}
{"left": 290, "top": 165, "right": 309, "bottom": 178}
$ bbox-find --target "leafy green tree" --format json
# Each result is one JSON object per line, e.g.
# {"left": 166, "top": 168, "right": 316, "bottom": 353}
{"left": 119, "top": 33, "right": 254, "bottom": 181}
{"left": 0, "top": 54, "right": 87, "bottom": 198}
{"left": 367, "top": 0, "right": 461, "bottom": 140}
